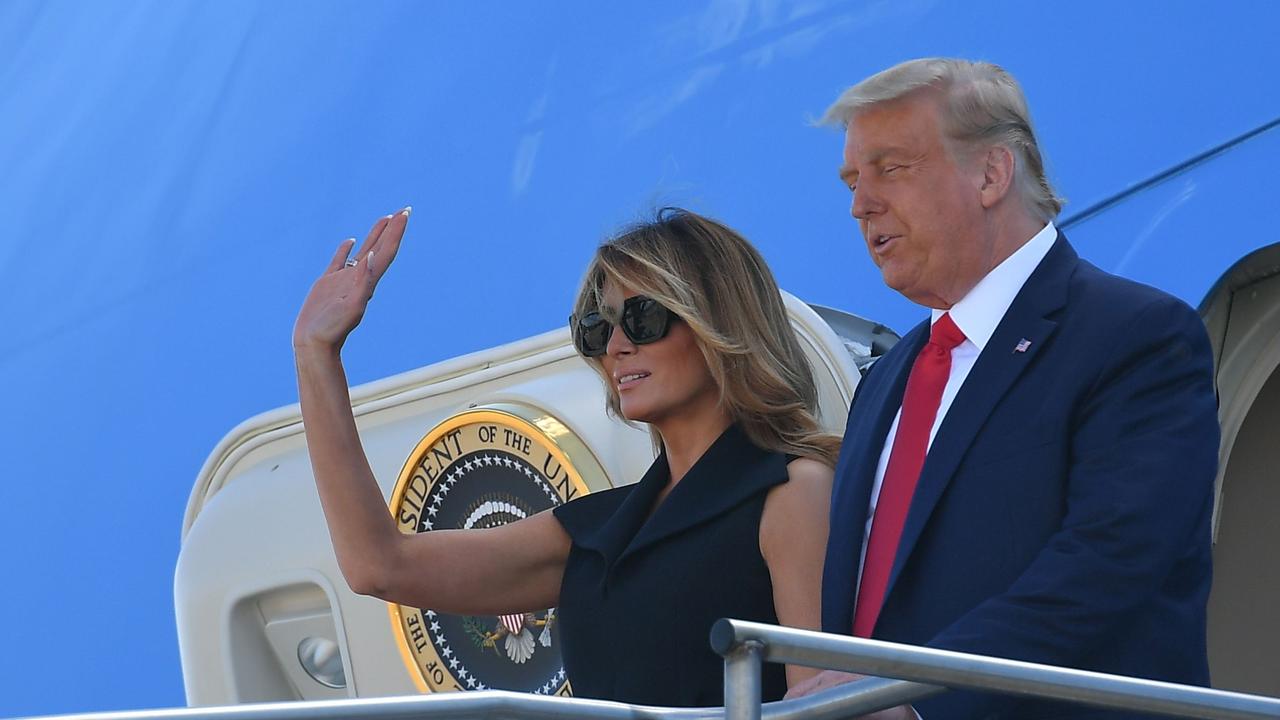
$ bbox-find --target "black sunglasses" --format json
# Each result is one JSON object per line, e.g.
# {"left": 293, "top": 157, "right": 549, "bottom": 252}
{"left": 570, "top": 295, "right": 676, "bottom": 357}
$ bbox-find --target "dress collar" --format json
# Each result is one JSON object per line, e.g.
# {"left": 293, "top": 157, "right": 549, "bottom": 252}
{"left": 574, "top": 423, "right": 789, "bottom": 566}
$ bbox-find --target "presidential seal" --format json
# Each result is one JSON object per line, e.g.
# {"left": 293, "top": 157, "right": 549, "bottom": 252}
{"left": 387, "top": 404, "right": 608, "bottom": 696}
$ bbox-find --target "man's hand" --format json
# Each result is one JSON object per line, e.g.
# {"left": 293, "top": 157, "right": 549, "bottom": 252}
{"left": 785, "top": 669, "right": 864, "bottom": 699}
{"left": 785, "top": 670, "right": 916, "bottom": 719}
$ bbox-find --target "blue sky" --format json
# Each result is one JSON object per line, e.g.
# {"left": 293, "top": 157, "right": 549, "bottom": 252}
{"left": 2, "top": 1, "right": 1278, "bottom": 716}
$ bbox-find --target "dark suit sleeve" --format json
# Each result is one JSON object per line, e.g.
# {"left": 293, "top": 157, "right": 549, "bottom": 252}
{"left": 914, "top": 297, "right": 1219, "bottom": 719}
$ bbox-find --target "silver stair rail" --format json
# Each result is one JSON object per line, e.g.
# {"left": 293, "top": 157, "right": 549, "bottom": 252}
{"left": 15, "top": 623, "right": 1280, "bottom": 720}
{"left": 16, "top": 692, "right": 718, "bottom": 720}
{"left": 711, "top": 618, "right": 1280, "bottom": 720}
{"left": 8, "top": 677, "right": 966, "bottom": 720}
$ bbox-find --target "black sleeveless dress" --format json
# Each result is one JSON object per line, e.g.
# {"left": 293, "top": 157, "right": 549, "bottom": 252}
{"left": 552, "top": 424, "right": 789, "bottom": 707}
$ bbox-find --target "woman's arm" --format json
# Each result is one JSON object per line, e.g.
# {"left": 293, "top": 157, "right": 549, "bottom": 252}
{"left": 293, "top": 210, "right": 570, "bottom": 614}
{"left": 759, "top": 456, "right": 834, "bottom": 688}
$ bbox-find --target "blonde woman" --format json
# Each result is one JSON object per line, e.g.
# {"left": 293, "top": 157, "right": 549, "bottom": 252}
{"left": 293, "top": 207, "right": 836, "bottom": 707}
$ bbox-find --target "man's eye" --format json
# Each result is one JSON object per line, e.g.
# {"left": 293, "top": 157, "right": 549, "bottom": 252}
{"left": 883, "top": 165, "right": 901, "bottom": 174}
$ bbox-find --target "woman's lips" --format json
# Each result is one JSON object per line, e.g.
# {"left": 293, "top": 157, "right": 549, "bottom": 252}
{"left": 616, "top": 371, "right": 651, "bottom": 390}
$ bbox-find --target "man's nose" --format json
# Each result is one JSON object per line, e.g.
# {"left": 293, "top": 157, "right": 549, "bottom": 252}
{"left": 851, "top": 180, "right": 879, "bottom": 220}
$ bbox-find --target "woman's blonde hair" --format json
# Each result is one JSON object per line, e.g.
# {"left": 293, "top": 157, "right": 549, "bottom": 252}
{"left": 571, "top": 208, "right": 841, "bottom": 467}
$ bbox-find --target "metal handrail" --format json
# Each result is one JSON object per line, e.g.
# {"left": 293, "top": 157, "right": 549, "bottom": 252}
{"left": 18, "top": 692, "right": 716, "bottom": 720}
{"left": 711, "top": 618, "right": 1280, "bottom": 720}
{"left": 18, "top": 621, "right": 1280, "bottom": 720}
{"left": 14, "top": 678, "right": 949, "bottom": 720}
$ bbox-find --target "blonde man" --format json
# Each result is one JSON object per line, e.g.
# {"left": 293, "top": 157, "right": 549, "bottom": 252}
{"left": 795, "top": 59, "right": 1218, "bottom": 720}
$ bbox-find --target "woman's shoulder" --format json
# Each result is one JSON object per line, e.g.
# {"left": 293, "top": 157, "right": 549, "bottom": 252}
{"left": 766, "top": 456, "right": 834, "bottom": 510}
{"left": 782, "top": 456, "right": 833, "bottom": 485}
{"left": 759, "top": 456, "right": 833, "bottom": 560}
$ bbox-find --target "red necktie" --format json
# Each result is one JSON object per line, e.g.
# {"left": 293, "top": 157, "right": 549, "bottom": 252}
{"left": 852, "top": 312, "right": 966, "bottom": 638}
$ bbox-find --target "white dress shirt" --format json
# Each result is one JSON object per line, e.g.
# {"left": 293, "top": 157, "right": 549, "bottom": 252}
{"left": 855, "top": 221, "right": 1059, "bottom": 592}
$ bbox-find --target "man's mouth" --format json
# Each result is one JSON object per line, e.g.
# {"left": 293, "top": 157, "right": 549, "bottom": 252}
{"left": 872, "top": 234, "right": 900, "bottom": 254}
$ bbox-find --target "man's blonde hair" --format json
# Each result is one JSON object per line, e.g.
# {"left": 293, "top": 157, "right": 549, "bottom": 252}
{"left": 823, "top": 58, "right": 1063, "bottom": 222}
{"left": 572, "top": 208, "right": 840, "bottom": 466}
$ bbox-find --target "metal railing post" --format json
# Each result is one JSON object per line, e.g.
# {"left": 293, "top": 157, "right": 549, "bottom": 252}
{"left": 723, "top": 640, "right": 764, "bottom": 720}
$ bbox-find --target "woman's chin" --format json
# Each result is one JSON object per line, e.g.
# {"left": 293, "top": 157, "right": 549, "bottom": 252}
{"left": 619, "top": 401, "right": 657, "bottom": 425}
{"left": 619, "top": 408, "right": 648, "bottom": 424}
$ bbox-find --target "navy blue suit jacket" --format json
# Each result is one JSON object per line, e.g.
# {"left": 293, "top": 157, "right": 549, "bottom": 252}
{"left": 821, "top": 236, "right": 1219, "bottom": 719}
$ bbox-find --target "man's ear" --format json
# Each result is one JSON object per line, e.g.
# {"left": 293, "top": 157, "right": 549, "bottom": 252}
{"left": 978, "top": 145, "right": 1016, "bottom": 209}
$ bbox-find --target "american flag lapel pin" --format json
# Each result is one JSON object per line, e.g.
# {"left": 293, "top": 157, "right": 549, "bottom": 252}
{"left": 1014, "top": 338, "right": 1032, "bottom": 353}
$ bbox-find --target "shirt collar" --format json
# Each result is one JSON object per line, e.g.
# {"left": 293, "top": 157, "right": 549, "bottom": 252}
{"left": 931, "top": 221, "right": 1057, "bottom": 350}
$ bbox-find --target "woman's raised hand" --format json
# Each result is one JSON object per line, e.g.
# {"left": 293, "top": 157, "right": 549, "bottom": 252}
{"left": 293, "top": 208, "right": 411, "bottom": 353}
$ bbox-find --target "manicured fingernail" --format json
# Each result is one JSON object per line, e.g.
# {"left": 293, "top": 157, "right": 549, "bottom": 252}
{"left": 401, "top": 206, "right": 412, "bottom": 216}
{"left": 384, "top": 214, "right": 394, "bottom": 220}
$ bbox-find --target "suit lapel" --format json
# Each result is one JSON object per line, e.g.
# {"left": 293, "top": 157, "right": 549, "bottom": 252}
{"left": 884, "top": 237, "right": 1077, "bottom": 603}
{"left": 823, "top": 320, "right": 929, "bottom": 632}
